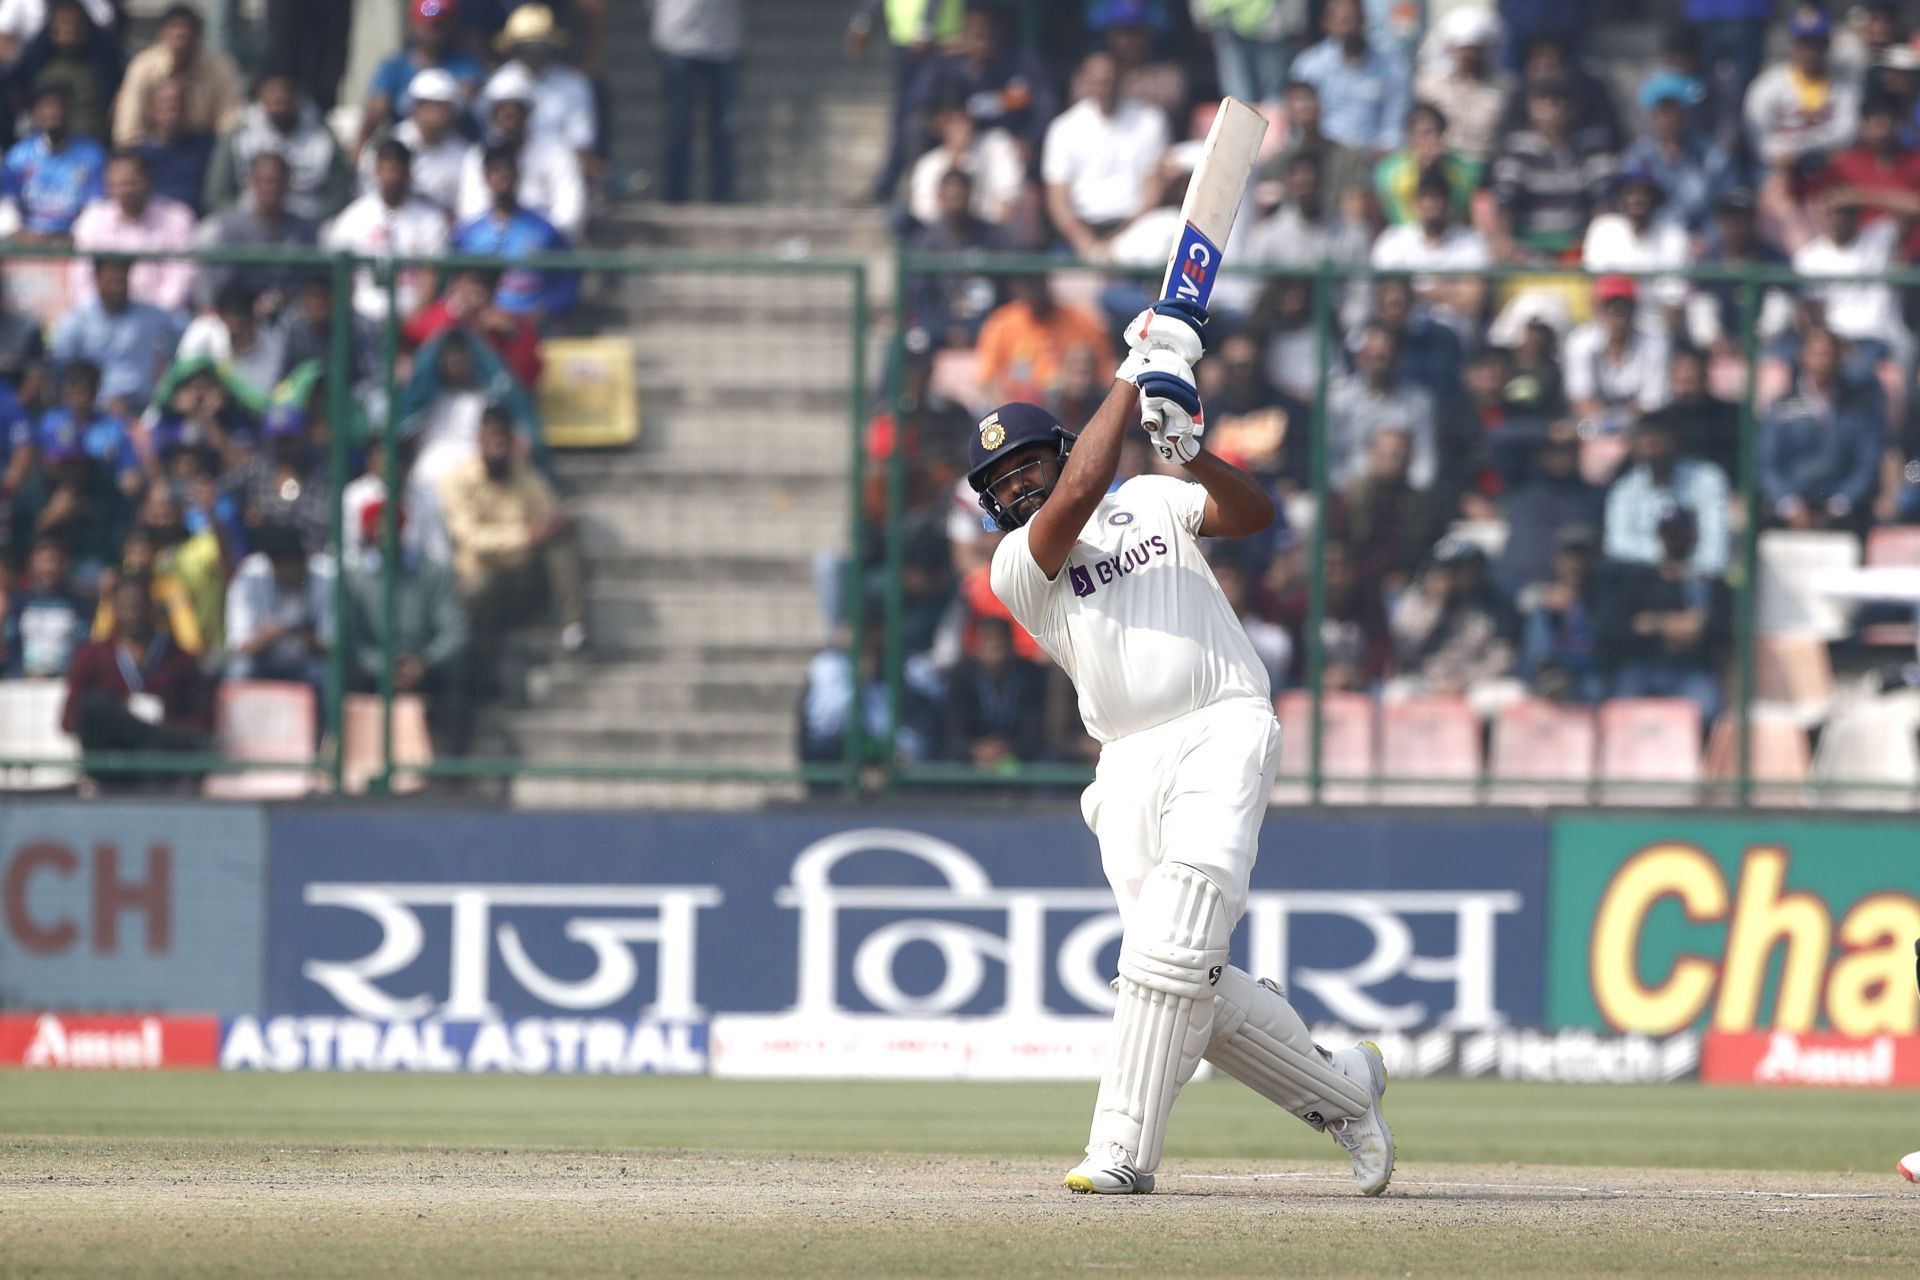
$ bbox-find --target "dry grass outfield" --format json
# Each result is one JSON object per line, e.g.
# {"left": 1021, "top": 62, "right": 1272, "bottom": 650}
{"left": 1, "top": 1075, "right": 1917, "bottom": 1278}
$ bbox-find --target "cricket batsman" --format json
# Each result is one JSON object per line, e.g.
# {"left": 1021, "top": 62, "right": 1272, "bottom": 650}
{"left": 967, "top": 300, "right": 1394, "bottom": 1197}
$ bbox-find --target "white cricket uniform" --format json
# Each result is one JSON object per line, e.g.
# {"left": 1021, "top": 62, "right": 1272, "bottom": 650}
{"left": 990, "top": 475, "right": 1280, "bottom": 921}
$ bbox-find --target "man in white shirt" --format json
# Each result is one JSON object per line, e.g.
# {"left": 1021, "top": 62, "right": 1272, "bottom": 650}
{"left": 967, "top": 299, "right": 1392, "bottom": 1200}
{"left": 361, "top": 67, "right": 471, "bottom": 216}
{"left": 325, "top": 139, "right": 450, "bottom": 323}
{"left": 1370, "top": 168, "right": 1489, "bottom": 324}
{"left": 1793, "top": 190, "right": 1910, "bottom": 363}
{"left": 1041, "top": 50, "right": 1169, "bottom": 262}
{"left": 1580, "top": 169, "right": 1689, "bottom": 334}
{"left": 489, "top": 4, "right": 596, "bottom": 157}
{"left": 459, "top": 64, "right": 586, "bottom": 239}
{"left": 1563, "top": 276, "right": 1673, "bottom": 432}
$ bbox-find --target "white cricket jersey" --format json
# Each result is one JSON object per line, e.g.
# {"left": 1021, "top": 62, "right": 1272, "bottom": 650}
{"left": 990, "top": 475, "right": 1270, "bottom": 744}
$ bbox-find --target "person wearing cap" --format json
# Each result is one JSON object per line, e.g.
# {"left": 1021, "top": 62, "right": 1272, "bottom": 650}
{"left": 364, "top": 68, "right": 483, "bottom": 217}
{"left": 112, "top": 3, "right": 242, "bottom": 148}
{"left": 1758, "top": 324, "right": 1885, "bottom": 532}
{"left": 342, "top": 495, "right": 471, "bottom": 753}
{"left": 457, "top": 64, "right": 585, "bottom": 238}
{"left": 324, "top": 139, "right": 452, "bottom": 325}
{"left": 127, "top": 76, "right": 216, "bottom": 216}
{"left": 48, "top": 256, "right": 183, "bottom": 416}
{"left": 1192, "top": 0, "right": 1307, "bottom": 108}
{"left": 1580, "top": 167, "right": 1690, "bottom": 333}
{"left": 193, "top": 153, "right": 318, "bottom": 311}
{"left": 1369, "top": 169, "right": 1491, "bottom": 325}
{"left": 1620, "top": 71, "right": 1737, "bottom": 234}
{"left": 490, "top": 4, "right": 596, "bottom": 157}
{"left": 1, "top": 82, "right": 105, "bottom": 240}
{"left": 1743, "top": 4, "right": 1862, "bottom": 170}
{"left": 1563, "top": 276, "right": 1672, "bottom": 433}
{"left": 1288, "top": 0, "right": 1410, "bottom": 153}
{"left": 224, "top": 403, "right": 332, "bottom": 554}
{"left": 1041, "top": 50, "right": 1169, "bottom": 264}
{"left": 650, "top": 0, "right": 745, "bottom": 203}
{"left": 1414, "top": 5, "right": 1509, "bottom": 163}
{"left": 1489, "top": 73, "right": 1617, "bottom": 258}
{"left": 203, "top": 70, "right": 351, "bottom": 223}
{"left": 356, "top": 0, "right": 486, "bottom": 165}
{"left": 223, "top": 519, "right": 333, "bottom": 697}
{"left": 1596, "top": 503, "right": 1728, "bottom": 726}
{"left": 1090, "top": 0, "right": 1188, "bottom": 123}
{"left": 1603, "top": 410, "right": 1730, "bottom": 576}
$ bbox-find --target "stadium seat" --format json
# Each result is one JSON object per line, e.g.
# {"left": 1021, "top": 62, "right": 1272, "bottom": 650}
{"left": 1378, "top": 696, "right": 1479, "bottom": 805}
{"left": 1756, "top": 530, "right": 1860, "bottom": 639}
{"left": 1810, "top": 692, "right": 1920, "bottom": 809}
{"left": 1703, "top": 710, "right": 1810, "bottom": 807}
{"left": 204, "top": 681, "right": 318, "bottom": 800}
{"left": 2, "top": 258, "right": 73, "bottom": 327}
{"left": 1487, "top": 699, "right": 1595, "bottom": 806}
{"left": 1275, "top": 690, "right": 1374, "bottom": 804}
{"left": 1752, "top": 633, "right": 1834, "bottom": 725}
{"left": 341, "top": 694, "right": 433, "bottom": 795}
{"left": 1867, "top": 525, "right": 1920, "bottom": 567}
{"left": 0, "top": 679, "right": 79, "bottom": 791}
{"left": 536, "top": 336, "right": 640, "bottom": 449}
{"left": 1597, "top": 698, "right": 1703, "bottom": 805}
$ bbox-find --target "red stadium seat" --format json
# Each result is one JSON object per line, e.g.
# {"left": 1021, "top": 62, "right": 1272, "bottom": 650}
{"left": 1866, "top": 525, "right": 1920, "bottom": 567}
{"left": 1487, "top": 699, "right": 1595, "bottom": 805}
{"left": 204, "top": 681, "right": 318, "bottom": 799}
{"left": 1275, "top": 690, "right": 1374, "bottom": 804}
{"left": 0, "top": 678, "right": 79, "bottom": 791}
{"left": 1703, "top": 711, "right": 1810, "bottom": 806}
{"left": 342, "top": 694, "right": 434, "bottom": 795}
{"left": 1598, "top": 698, "right": 1703, "bottom": 804}
{"left": 1379, "top": 696, "right": 1479, "bottom": 805}
{"left": 1752, "top": 633, "right": 1834, "bottom": 725}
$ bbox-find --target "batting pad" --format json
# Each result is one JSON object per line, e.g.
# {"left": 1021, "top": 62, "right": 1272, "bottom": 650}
{"left": 1089, "top": 861, "right": 1229, "bottom": 1173}
{"left": 1205, "top": 965, "right": 1371, "bottom": 1124}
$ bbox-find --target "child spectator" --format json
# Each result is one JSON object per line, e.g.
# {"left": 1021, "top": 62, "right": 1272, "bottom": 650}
{"left": 111, "top": 3, "right": 239, "bottom": 147}
{"left": 203, "top": 71, "right": 352, "bottom": 223}
{"left": 3, "top": 537, "right": 88, "bottom": 677}
{"left": 2, "top": 83, "right": 104, "bottom": 240}
{"left": 69, "top": 150, "right": 197, "bottom": 314}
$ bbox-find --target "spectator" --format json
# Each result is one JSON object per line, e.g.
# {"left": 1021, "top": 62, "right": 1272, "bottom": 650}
{"left": 1258, "top": 80, "right": 1371, "bottom": 210}
{"left": 1664, "top": 346, "right": 1741, "bottom": 478}
{"left": 1414, "top": 5, "right": 1508, "bottom": 162}
{"left": 325, "top": 139, "right": 451, "bottom": 325}
{"left": 1197, "top": 330, "right": 1306, "bottom": 490}
{"left": 1759, "top": 326, "right": 1884, "bottom": 531}
{"left": 224, "top": 521, "right": 331, "bottom": 691}
{"left": 1245, "top": 149, "right": 1371, "bottom": 270}
{"left": 908, "top": 170, "right": 1009, "bottom": 348}
{"left": 973, "top": 274, "right": 1108, "bottom": 407}
{"left": 1040, "top": 51, "right": 1167, "bottom": 263}
{"left": 61, "top": 574, "right": 211, "bottom": 783}
{"left": 1287, "top": 0, "right": 1409, "bottom": 153}
{"left": 490, "top": 4, "right": 596, "bottom": 159}
{"left": 1621, "top": 71, "right": 1737, "bottom": 235}
{"left": 2, "top": 83, "right": 103, "bottom": 240}
{"left": 1272, "top": 540, "right": 1392, "bottom": 689}
{"left": 1597, "top": 505, "right": 1728, "bottom": 723}
{"left": 1497, "top": 423, "right": 1605, "bottom": 590}
{"left": 360, "top": 68, "right": 471, "bottom": 216}
{"left": 404, "top": 268, "right": 544, "bottom": 391}
{"left": 1327, "top": 323, "right": 1438, "bottom": 489}
{"left": 1505, "top": 317, "right": 1571, "bottom": 421}
{"left": 0, "top": 277, "right": 43, "bottom": 397}
{"left": 127, "top": 76, "right": 216, "bottom": 215}
{"left": 3, "top": 537, "right": 88, "bottom": 677}
{"left": 1604, "top": 412, "right": 1730, "bottom": 574}
{"left": 1329, "top": 424, "right": 1443, "bottom": 595}
{"left": 1744, "top": 5, "right": 1860, "bottom": 172}
{"left": 1816, "top": 92, "right": 1920, "bottom": 247}
{"left": 1581, "top": 169, "right": 1691, "bottom": 333}
{"left": 203, "top": 71, "right": 351, "bottom": 222}
{"left": 343, "top": 498, "right": 470, "bottom": 752}
{"left": 801, "top": 625, "right": 940, "bottom": 764}
{"left": 279, "top": 275, "right": 381, "bottom": 393}
{"left": 1251, "top": 274, "right": 1318, "bottom": 402}
{"left": 225, "top": 402, "right": 332, "bottom": 553}
{"left": 1685, "top": 187, "right": 1794, "bottom": 355}
{"left": 1091, "top": 0, "right": 1187, "bottom": 121}
{"left": 453, "top": 145, "right": 577, "bottom": 321}
{"left": 1517, "top": 523, "right": 1604, "bottom": 701}
{"left": 111, "top": 3, "right": 240, "bottom": 148}
{"left": 14, "top": 0, "right": 123, "bottom": 146}
{"left": 355, "top": 0, "right": 486, "bottom": 164}
{"left": 48, "top": 257, "right": 181, "bottom": 417}
{"left": 149, "top": 355, "right": 267, "bottom": 478}
{"left": 262, "top": 0, "right": 352, "bottom": 115}
{"left": 343, "top": 434, "right": 452, "bottom": 566}
{"left": 1373, "top": 102, "right": 1481, "bottom": 227}
{"left": 0, "top": 0, "right": 114, "bottom": 64}
{"left": 401, "top": 327, "right": 535, "bottom": 494}
{"left": 22, "top": 425, "right": 126, "bottom": 580}
{"left": 441, "top": 404, "right": 586, "bottom": 663}
{"left": 1363, "top": 274, "right": 1465, "bottom": 409}
{"left": 176, "top": 282, "right": 289, "bottom": 400}
{"left": 457, "top": 66, "right": 584, "bottom": 239}
{"left": 69, "top": 150, "right": 196, "bottom": 313}
{"left": 1490, "top": 76, "right": 1617, "bottom": 259}
{"left": 115, "top": 484, "right": 224, "bottom": 654}
{"left": 193, "top": 153, "right": 318, "bottom": 310}
{"left": 940, "top": 612, "right": 1048, "bottom": 766}
{"left": 1193, "top": 0, "right": 1304, "bottom": 107}
{"left": 1497, "top": 32, "right": 1623, "bottom": 151}
{"left": 1564, "top": 276, "right": 1672, "bottom": 432}
{"left": 1370, "top": 174, "right": 1490, "bottom": 330}
{"left": 650, "top": 0, "right": 742, "bottom": 203}
{"left": 1684, "top": 0, "right": 1771, "bottom": 143}
{"left": 906, "top": 86, "right": 1025, "bottom": 230}
{"left": 904, "top": 5, "right": 1058, "bottom": 161}
{"left": 37, "top": 357, "right": 135, "bottom": 494}
{"left": 1387, "top": 539, "right": 1517, "bottom": 703}
{"left": 1793, "top": 188, "right": 1911, "bottom": 364}
{"left": 848, "top": 0, "right": 965, "bottom": 202}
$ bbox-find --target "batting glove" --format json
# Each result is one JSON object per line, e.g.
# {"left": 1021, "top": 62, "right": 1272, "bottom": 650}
{"left": 1123, "top": 300, "right": 1209, "bottom": 367}
{"left": 1129, "top": 350, "right": 1204, "bottom": 463}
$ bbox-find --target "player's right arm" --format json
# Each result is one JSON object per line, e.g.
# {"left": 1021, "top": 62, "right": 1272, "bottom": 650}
{"left": 1024, "top": 378, "right": 1141, "bottom": 579}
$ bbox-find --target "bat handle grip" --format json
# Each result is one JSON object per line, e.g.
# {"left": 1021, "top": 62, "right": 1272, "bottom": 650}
{"left": 1140, "top": 402, "right": 1165, "bottom": 431}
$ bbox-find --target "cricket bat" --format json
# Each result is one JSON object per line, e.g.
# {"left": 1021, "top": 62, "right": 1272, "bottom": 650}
{"left": 1159, "top": 98, "right": 1269, "bottom": 310}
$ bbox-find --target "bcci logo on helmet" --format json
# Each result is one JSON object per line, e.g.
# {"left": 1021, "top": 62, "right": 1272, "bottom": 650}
{"left": 978, "top": 413, "right": 1005, "bottom": 451}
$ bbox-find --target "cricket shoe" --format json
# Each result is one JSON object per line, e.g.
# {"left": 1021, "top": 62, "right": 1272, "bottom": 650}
{"left": 1319, "top": 1041, "right": 1395, "bottom": 1196}
{"left": 1063, "top": 1143, "right": 1155, "bottom": 1195}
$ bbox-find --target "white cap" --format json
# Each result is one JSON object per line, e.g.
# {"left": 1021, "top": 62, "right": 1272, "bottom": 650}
{"left": 1439, "top": 5, "right": 1501, "bottom": 46}
{"left": 485, "top": 63, "right": 536, "bottom": 106}
{"left": 408, "top": 67, "right": 461, "bottom": 105}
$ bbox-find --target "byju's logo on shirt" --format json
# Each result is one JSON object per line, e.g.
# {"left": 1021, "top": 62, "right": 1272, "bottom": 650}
{"left": 1069, "top": 535, "right": 1170, "bottom": 598}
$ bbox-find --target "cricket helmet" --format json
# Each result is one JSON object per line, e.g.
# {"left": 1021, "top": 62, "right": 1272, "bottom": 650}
{"left": 966, "top": 401, "right": 1075, "bottom": 532}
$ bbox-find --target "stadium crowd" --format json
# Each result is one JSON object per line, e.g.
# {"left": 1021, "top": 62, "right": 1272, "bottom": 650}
{"left": 819, "top": 0, "right": 1920, "bottom": 773}
{"left": 0, "top": 0, "right": 610, "bottom": 786}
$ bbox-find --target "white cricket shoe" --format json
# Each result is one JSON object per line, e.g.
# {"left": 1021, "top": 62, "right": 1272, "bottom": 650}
{"left": 1322, "top": 1041, "right": 1394, "bottom": 1196}
{"left": 1063, "top": 1142, "right": 1155, "bottom": 1195}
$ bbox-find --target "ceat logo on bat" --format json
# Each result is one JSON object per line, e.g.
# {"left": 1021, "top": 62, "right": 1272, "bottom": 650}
{"left": 1170, "top": 225, "right": 1218, "bottom": 306}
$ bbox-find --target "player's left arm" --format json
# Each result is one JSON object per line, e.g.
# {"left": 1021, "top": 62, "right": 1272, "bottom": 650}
{"left": 1182, "top": 449, "right": 1275, "bottom": 539}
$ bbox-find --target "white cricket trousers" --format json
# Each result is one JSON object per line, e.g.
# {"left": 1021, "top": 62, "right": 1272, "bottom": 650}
{"left": 1079, "top": 696, "right": 1282, "bottom": 927}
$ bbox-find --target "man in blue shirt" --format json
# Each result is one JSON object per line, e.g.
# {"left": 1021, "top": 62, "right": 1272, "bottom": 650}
{"left": 3, "top": 83, "right": 106, "bottom": 240}
{"left": 38, "top": 359, "right": 140, "bottom": 497}
{"left": 49, "top": 256, "right": 187, "bottom": 417}
{"left": 355, "top": 0, "right": 486, "bottom": 161}
{"left": 453, "top": 145, "right": 576, "bottom": 320}
{"left": 1288, "top": 0, "right": 1410, "bottom": 154}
